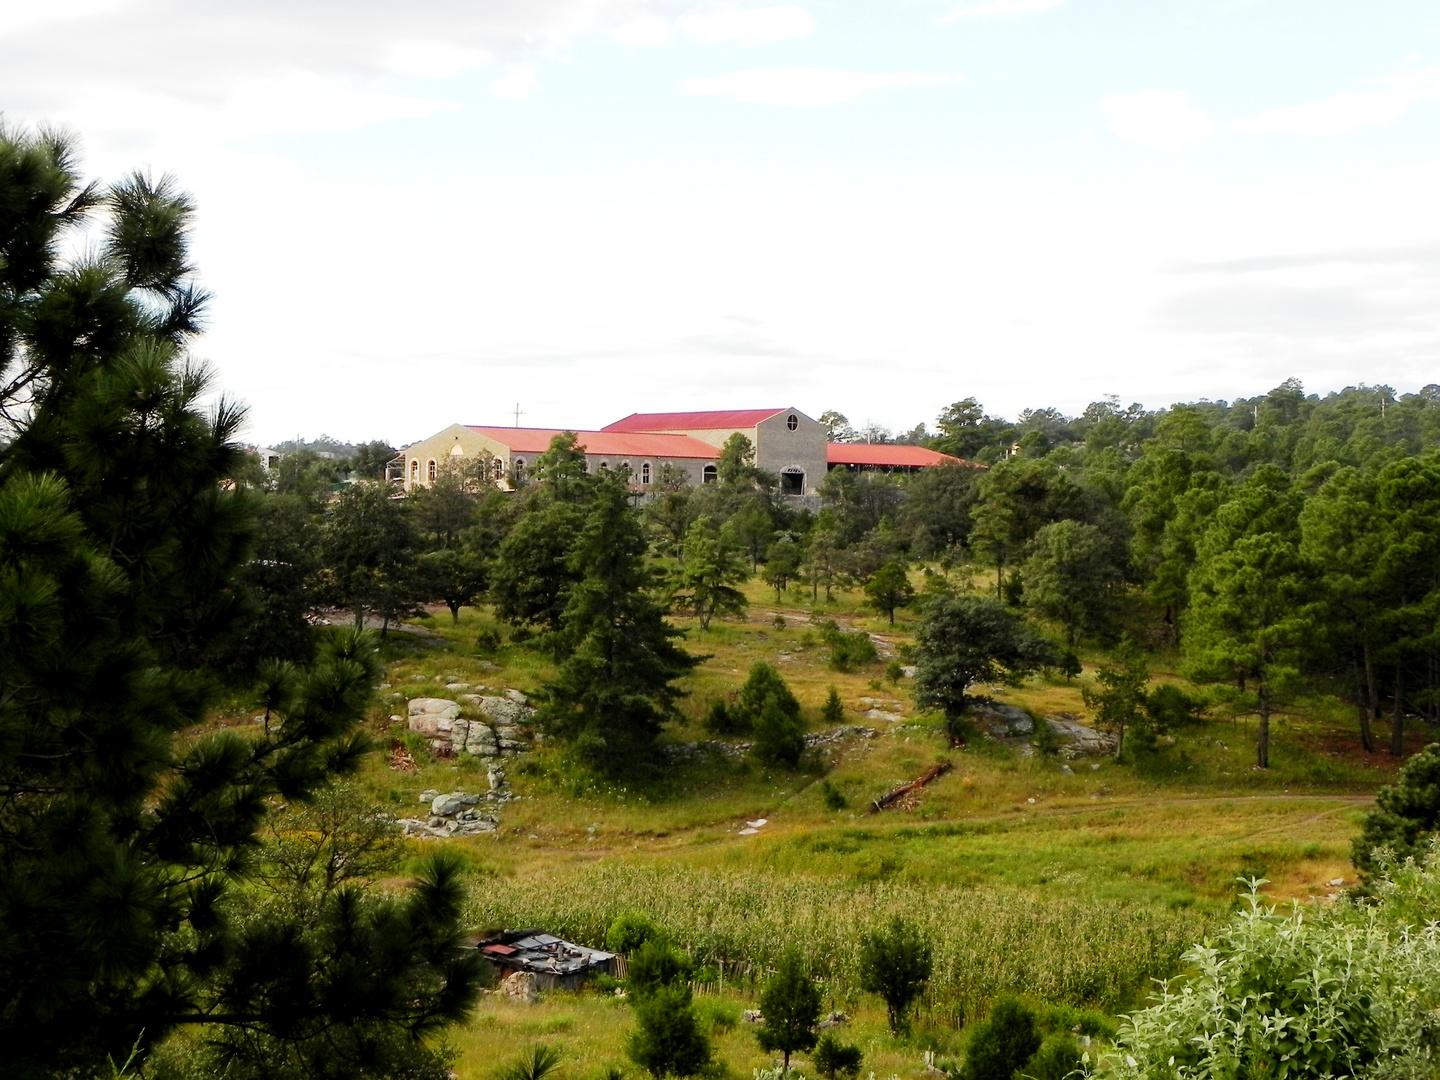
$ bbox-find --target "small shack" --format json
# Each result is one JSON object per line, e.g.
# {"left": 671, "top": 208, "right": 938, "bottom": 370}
{"left": 478, "top": 929, "right": 617, "bottom": 991}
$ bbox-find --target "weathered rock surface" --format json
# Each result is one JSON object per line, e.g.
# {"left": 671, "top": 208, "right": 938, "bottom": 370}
{"left": 974, "top": 704, "right": 1034, "bottom": 737}
{"left": 1046, "top": 713, "right": 1118, "bottom": 758}
{"left": 407, "top": 697, "right": 461, "bottom": 737}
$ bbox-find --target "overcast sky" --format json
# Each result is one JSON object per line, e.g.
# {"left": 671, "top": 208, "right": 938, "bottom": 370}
{"left": 5, "top": 0, "right": 1440, "bottom": 446}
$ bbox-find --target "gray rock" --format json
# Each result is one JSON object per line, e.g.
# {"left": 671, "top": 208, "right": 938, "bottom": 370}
{"left": 488, "top": 764, "right": 506, "bottom": 791}
{"left": 408, "top": 697, "right": 461, "bottom": 737}
{"left": 478, "top": 696, "right": 531, "bottom": 727}
{"left": 464, "top": 722, "right": 499, "bottom": 757}
{"left": 378, "top": 682, "right": 391, "bottom": 690}
{"left": 975, "top": 704, "right": 1034, "bottom": 737}
{"left": 504, "top": 688, "right": 528, "bottom": 704}
{"left": 1060, "top": 764, "right": 1075, "bottom": 775}
{"left": 1045, "top": 713, "right": 1119, "bottom": 758}
{"left": 446, "top": 682, "right": 471, "bottom": 690}
{"left": 419, "top": 789, "right": 439, "bottom": 803}
{"left": 428, "top": 816, "right": 445, "bottom": 828}
{"left": 431, "top": 793, "right": 468, "bottom": 817}
{"left": 862, "top": 708, "right": 905, "bottom": 722}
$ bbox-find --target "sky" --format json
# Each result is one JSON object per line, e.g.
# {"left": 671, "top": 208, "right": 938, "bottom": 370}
{"left": 4, "top": 0, "right": 1440, "bottom": 447}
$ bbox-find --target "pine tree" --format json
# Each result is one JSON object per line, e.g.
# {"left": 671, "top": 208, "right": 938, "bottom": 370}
{"left": 756, "top": 947, "right": 822, "bottom": 1072}
{"left": 0, "top": 126, "right": 481, "bottom": 1076}
{"left": 537, "top": 473, "right": 698, "bottom": 775}
{"left": 857, "top": 916, "right": 932, "bottom": 1035}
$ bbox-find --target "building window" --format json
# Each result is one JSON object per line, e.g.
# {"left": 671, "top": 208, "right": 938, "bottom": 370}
{"left": 787, "top": 413, "right": 799, "bottom": 430}
{"left": 427, "top": 459, "right": 437, "bottom": 482}
{"left": 513, "top": 458, "right": 525, "bottom": 482}
{"left": 449, "top": 443, "right": 464, "bottom": 457}
{"left": 600, "top": 461, "right": 609, "bottom": 470}
{"left": 410, "top": 459, "right": 418, "bottom": 481}
{"left": 703, "top": 464, "right": 718, "bottom": 484}
{"left": 781, "top": 468, "right": 804, "bottom": 496}
{"left": 641, "top": 462, "right": 651, "bottom": 485}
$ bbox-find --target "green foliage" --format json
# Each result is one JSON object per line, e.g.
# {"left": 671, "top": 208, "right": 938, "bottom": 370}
{"left": 756, "top": 948, "right": 823, "bottom": 1070}
{"left": 607, "top": 912, "right": 662, "bottom": 955}
{"left": 864, "top": 561, "right": 916, "bottom": 624}
{"left": 420, "top": 544, "right": 489, "bottom": 622}
{"left": 627, "top": 940, "right": 695, "bottom": 999}
{"left": 1023, "top": 519, "right": 1124, "bottom": 646}
{"left": 1353, "top": 742, "right": 1440, "bottom": 876}
{"left": 627, "top": 984, "right": 712, "bottom": 1078}
{"left": 1184, "top": 466, "right": 1317, "bottom": 769}
{"left": 857, "top": 916, "right": 933, "bottom": 1034}
{"left": 811, "top": 1035, "right": 863, "bottom": 1080}
{"left": 816, "top": 620, "right": 879, "bottom": 673}
{"left": 1080, "top": 640, "right": 1151, "bottom": 759}
{"left": 961, "top": 996, "right": 1041, "bottom": 1080}
{"left": 322, "top": 480, "right": 424, "bottom": 630}
{"left": 1111, "top": 857, "right": 1440, "bottom": 1080}
{"left": 1021, "top": 1033, "right": 1082, "bottom": 1080}
{"left": 704, "top": 699, "right": 743, "bottom": 736}
{"left": 821, "top": 686, "right": 845, "bottom": 726}
{"left": 537, "top": 475, "right": 699, "bottom": 775}
{"left": 753, "top": 692, "right": 806, "bottom": 769}
{"left": 820, "top": 780, "right": 848, "bottom": 811}
{"left": 673, "top": 520, "right": 749, "bottom": 629}
{"left": 497, "top": 1044, "right": 565, "bottom": 1080}
{"left": 0, "top": 128, "right": 482, "bottom": 1076}
{"left": 736, "top": 662, "right": 803, "bottom": 732}
{"left": 696, "top": 998, "right": 742, "bottom": 1032}
{"left": 491, "top": 501, "right": 587, "bottom": 635}
{"left": 912, "top": 595, "right": 1057, "bottom": 743}
{"left": 765, "top": 535, "right": 804, "bottom": 598}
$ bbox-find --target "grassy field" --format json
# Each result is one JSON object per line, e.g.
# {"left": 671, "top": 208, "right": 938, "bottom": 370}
{"left": 288, "top": 575, "right": 1423, "bottom": 1079}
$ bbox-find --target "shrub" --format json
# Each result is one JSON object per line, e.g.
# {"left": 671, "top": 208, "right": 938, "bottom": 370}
{"left": 1353, "top": 742, "right": 1440, "bottom": 876}
{"left": 738, "top": 663, "right": 802, "bottom": 728}
{"left": 885, "top": 660, "right": 904, "bottom": 685}
{"left": 821, "top": 687, "right": 845, "bottom": 726}
{"left": 475, "top": 628, "right": 503, "bottom": 654}
{"left": 961, "top": 996, "right": 1040, "bottom": 1080}
{"left": 1021, "top": 1033, "right": 1081, "bottom": 1080}
{"left": 627, "top": 940, "right": 695, "bottom": 1000}
{"left": 498, "top": 1045, "right": 564, "bottom": 1080}
{"left": 756, "top": 948, "right": 822, "bottom": 1072}
{"left": 812, "top": 1036, "right": 862, "bottom": 1080}
{"left": 826, "top": 630, "right": 878, "bottom": 673}
{"left": 753, "top": 693, "right": 805, "bottom": 770}
{"left": 820, "top": 780, "right": 847, "bottom": 811}
{"left": 857, "top": 916, "right": 933, "bottom": 1034}
{"left": 627, "top": 984, "right": 712, "bottom": 1078}
{"left": 705, "top": 699, "right": 745, "bottom": 736}
{"left": 607, "top": 912, "right": 662, "bottom": 955}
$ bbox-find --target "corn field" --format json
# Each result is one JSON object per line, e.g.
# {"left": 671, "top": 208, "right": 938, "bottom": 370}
{"left": 467, "top": 864, "right": 1212, "bottom": 1022}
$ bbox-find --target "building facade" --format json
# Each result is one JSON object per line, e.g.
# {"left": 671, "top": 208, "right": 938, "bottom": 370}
{"left": 395, "top": 408, "right": 966, "bottom": 495}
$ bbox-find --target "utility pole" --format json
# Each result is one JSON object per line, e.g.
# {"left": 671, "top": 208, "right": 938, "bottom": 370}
{"left": 513, "top": 402, "right": 524, "bottom": 427}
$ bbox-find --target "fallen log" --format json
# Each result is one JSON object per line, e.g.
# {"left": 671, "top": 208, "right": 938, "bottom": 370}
{"left": 868, "top": 759, "right": 953, "bottom": 813}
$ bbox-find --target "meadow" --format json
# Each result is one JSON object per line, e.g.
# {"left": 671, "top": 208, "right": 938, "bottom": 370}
{"left": 323, "top": 576, "right": 1416, "bottom": 1079}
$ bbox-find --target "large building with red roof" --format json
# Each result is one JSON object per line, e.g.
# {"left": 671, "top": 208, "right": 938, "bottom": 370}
{"left": 397, "top": 408, "right": 968, "bottom": 495}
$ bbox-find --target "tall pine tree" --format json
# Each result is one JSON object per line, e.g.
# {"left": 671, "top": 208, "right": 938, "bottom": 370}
{"left": 537, "top": 472, "right": 698, "bottom": 774}
{"left": 0, "top": 126, "right": 480, "bottom": 1077}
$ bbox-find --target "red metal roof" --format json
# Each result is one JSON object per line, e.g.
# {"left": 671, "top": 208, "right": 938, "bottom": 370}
{"left": 826, "top": 443, "right": 969, "bottom": 468}
{"left": 602, "top": 409, "right": 790, "bottom": 432}
{"left": 466, "top": 427, "right": 719, "bottom": 459}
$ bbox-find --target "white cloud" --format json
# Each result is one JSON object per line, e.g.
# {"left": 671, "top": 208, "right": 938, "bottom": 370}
{"left": 491, "top": 65, "right": 539, "bottom": 100}
{"left": 1103, "top": 90, "right": 1215, "bottom": 152}
{"left": 941, "top": 0, "right": 1064, "bottom": 22}
{"left": 682, "top": 68, "right": 954, "bottom": 107}
{"left": 678, "top": 5, "right": 815, "bottom": 46}
{"left": 1233, "top": 68, "right": 1440, "bottom": 137}
{"left": 612, "top": 14, "right": 671, "bottom": 46}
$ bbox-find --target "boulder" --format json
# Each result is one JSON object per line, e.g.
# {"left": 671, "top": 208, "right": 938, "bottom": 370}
{"left": 431, "top": 792, "right": 468, "bottom": 817}
{"left": 477, "top": 695, "right": 530, "bottom": 727}
{"left": 975, "top": 704, "right": 1034, "bottom": 737}
{"left": 408, "top": 697, "right": 461, "bottom": 737}
{"left": 1045, "top": 713, "right": 1119, "bottom": 757}
{"left": 464, "top": 722, "right": 499, "bottom": 757}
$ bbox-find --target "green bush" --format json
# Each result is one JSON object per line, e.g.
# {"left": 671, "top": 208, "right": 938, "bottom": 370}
{"left": 738, "top": 663, "right": 802, "bottom": 729}
{"left": 857, "top": 916, "right": 933, "bottom": 1034}
{"left": 704, "top": 699, "right": 745, "bottom": 736}
{"left": 812, "top": 1035, "right": 862, "bottom": 1080}
{"left": 753, "top": 692, "right": 805, "bottom": 770}
{"left": 820, "top": 780, "right": 847, "bottom": 811}
{"left": 1020, "top": 1033, "right": 1081, "bottom": 1080}
{"left": 606, "top": 912, "right": 661, "bottom": 955}
{"left": 626, "top": 984, "right": 711, "bottom": 1078}
{"left": 961, "top": 996, "right": 1040, "bottom": 1080}
{"left": 627, "top": 940, "right": 694, "bottom": 1000}
{"left": 821, "top": 686, "right": 845, "bottom": 726}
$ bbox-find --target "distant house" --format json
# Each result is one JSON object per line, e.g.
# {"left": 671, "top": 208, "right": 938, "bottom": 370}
{"left": 396, "top": 408, "right": 974, "bottom": 495}
{"left": 478, "top": 930, "right": 617, "bottom": 990}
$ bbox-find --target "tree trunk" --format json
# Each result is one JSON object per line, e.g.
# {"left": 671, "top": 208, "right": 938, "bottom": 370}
{"left": 1391, "top": 661, "right": 1405, "bottom": 756}
{"left": 1256, "top": 683, "right": 1270, "bottom": 769}
{"left": 353, "top": 606, "right": 364, "bottom": 630}
{"left": 1359, "top": 648, "right": 1376, "bottom": 753}
{"left": 448, "top": 602, "right": 461, "bottom": 623}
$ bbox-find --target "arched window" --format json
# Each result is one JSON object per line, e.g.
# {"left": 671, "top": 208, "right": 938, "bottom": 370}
{"left": 703, "top": 464, "right": 718, "bottom": 484}
{"left": 410, "top": 459, "right": 419, "bottom": 481}
{"left": 641, "top": 462, "right": 651, "bottom": 485}
{"left": 513, "top": 458, "right": 525, "bottom": 482}
{"left": 449, "top": 443, "right": 464, "bottom": 457}
{"left": 787, "top": 414, "right": 799, "bottom": 430}
{"left": 600, "top": 461, "right": 609, "bottom": 470}
{"left": 427, "top": 459, "right": 437, "bottom": 482}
